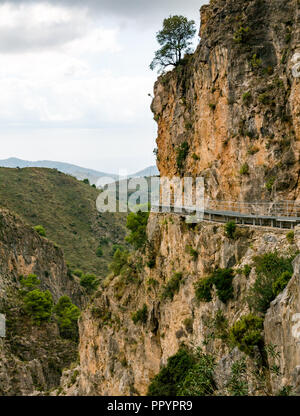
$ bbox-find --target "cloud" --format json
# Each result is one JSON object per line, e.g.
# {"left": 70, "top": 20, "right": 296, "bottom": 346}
{"left": 0, "top": 1, "right": 205, "bottom": 54}
{"left": 0, "top": 55, "right": 154, "bottom": 126}
{"left": 0, "top": 3, "right": 91, "bottom": 53}
{"left": 4, "top": 0, "right": 205, "bottom": 19}
{"left": 0, "top": 1, "right": 152, "bottom": 128}
{"left": 0, "top": 0, "right": 207, "bottom": 172}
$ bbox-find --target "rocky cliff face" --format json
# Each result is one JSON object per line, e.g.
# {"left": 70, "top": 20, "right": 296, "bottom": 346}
{"left": 0, "top": 208, "right": 84, "bottom": 395}
{"left": 265, "top": 243, "right": 300, "bottom": 393}
{"left": 76, "top": 215, "right": 299, "bottom": 396}
{"left": 151, "top": 0, "right": 300, "bottom": 202}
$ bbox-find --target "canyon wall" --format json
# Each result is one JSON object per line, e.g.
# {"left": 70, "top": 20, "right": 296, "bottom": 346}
{"left": 76, "top": 215, "right": 300, "bottom": 395}
{"left": 0, "top": 208, "right": 84, "bottom": 395}
{"left": 152, "top": 0, "right": 300, "bottom": 202}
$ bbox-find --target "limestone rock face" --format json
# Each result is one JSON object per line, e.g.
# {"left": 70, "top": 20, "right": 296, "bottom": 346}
{"left": 0, "top": 209, "right": 84, "bottom": 395}
{"left": 152, "top": 0, "right": 300, "bottom": 202}
{"left": 77, "top": 214, "right": 294, "bottom": 396}
{"left": 0, "top": 209, "right": 84, "bottom": 305}
{"left": 264, "top": 229, "right": 300, "bottom": 394}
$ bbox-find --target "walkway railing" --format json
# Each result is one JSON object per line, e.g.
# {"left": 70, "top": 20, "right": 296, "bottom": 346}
{"left": 204, "top": 200, "right": 300, "bottom": 218}
{"left": 151, "top": 199, "right": 300, "bottom": 229}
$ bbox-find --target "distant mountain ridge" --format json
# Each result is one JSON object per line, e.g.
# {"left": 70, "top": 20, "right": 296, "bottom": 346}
{"left": 0, "top": 158, "right": 159, "bottom": 184}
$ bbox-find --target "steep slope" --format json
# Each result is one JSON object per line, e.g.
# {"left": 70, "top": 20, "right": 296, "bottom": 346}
{"left": 0, "top": 167, "right": 126, "bottom": 275}
{"left": 0, "top": 208, "right": 84, "bottom": 395}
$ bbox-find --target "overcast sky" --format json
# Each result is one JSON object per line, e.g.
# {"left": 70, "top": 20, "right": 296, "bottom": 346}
{"left": 0, "top": 0, "right": 207, "bottom": 174}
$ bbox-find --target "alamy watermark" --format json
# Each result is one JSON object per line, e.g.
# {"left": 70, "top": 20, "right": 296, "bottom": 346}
{"left": 96, "top": 173, "right": 204, "bottom": 223}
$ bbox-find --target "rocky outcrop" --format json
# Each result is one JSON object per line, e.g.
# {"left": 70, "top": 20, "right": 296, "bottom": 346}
{"left": 151, "top": 0, "right": 300, "bottom": 202}
{"left": 0, "top": 209, "right": 84, "bottom": 305}
{"left": 0, "top": 208, "right": 84, "bottom": 395}
{"left": 76, "top": 214, "right": 295, "bottom": 396}
{"left": 264, "top": 226, "right": 300, "bottom": 394}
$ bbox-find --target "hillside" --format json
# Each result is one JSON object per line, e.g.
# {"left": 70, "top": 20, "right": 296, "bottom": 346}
{"left": 0, "top": 167, "right": 126, "bottom": 275}
{"left": 0, "top": 208, "right": 84, "bottom": 395}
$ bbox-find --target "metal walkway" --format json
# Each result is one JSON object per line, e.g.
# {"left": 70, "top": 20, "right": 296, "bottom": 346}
{"left": 151, "top": 200, "right": 300, "bottom": 229}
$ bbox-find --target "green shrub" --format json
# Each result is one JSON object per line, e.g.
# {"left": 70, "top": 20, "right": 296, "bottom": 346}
{"left": 286, "top": 231, "right": 295, "bottom": 244}
{"left": 110, "top": 244, "right": 125, "bottom": 256}
{"left": 125, "top": 210, "right": 149, "bottom": 250}
{"left": 96, "top": 246, "right": 103, "bottom": 257}
{"left": 242, "top": 264, "right": 252, "bottom": 278}
{"left": 185, "top": 245, "right": 198, "bottom": 260}
{"left": 147, "top": 348, "right": 196, "bottom": 396}
{"left": 285, "top": 32, "right": 292, "bottom": 44}
{"left": 161, "top": 272, "right": 184, "bottom": 301}
{"left": 146, "top": 252, "right": 156, "bottom": 269}
{"left": 192, "top": 153, "right": 200, "bottom": 161}
{"left": 147, "top": 347, "right": 216, "bottom": 396}
{"left": 23, "top": 289, "right": 53, "bottom": 324}
{"left": 195, "top": 268, "right": 234, "bottom": 304}
{"left": 278, "top": 386, "right": 294, "bottom": 396}
{"left": 185, "top": 121, "right": 193, "bottom": 130}
{"left": 247, "top": 252, "right": 294, "bottom": 314}
{"left": 73, "top": 269, "right": 83, "bottom": 278}
{"left": 253, "top": 251, "right": 295, "bottom": 278}
{"left": 239, "top": 163, "right": 249, "bottom": 175}
{"left": 20, "top": 274, "right": 40, "bottom": 291}
{"left": 80, "top": 273, "right": 99, "bottom": 292}
{"left": 213, "top": 268, "right": 235, "bottom": 303}
{"left": 83, "top": 178, "right": 90, "bottom": 185}
{"left": 229, "top": 314, "right": 264, "bottom": 356}
{"left": 176, "top": 142, "right": 189, "bottom": 169}
{"left": 265, "top": 177, "right": 275, "bottom": 191}
{"left": 248, "top": 274, "right": 274, "bottom": 314}
{"left": 209, "top": 103, "right": 216, "bottom": 111}
{"left": 34, "top": 225, "right": 46, "bottom": 237}
{"left": 109, "top": 248, "right": 129, "bottom": 276}
{"left": 259, "top": 92, "right": 271, "bottom": 105}
{"left": 226, "top": 358, "right": 249, "bottom": 396}
{"left": 148, "top": 278, "right": 159, "bottom": 287}
{"left": 54, "top": 296, "right": 81, "bottom": 340}
{"left": 132, "top": 304, "right": 148, "bottom": 325}
{"left": 233, "top": 26, "right": 250, "bottom": 43}
{"left": 225, "top": 221, "right": 236, "bottom": 239}
{"left": 183, "top": 318, "right": 193, "bottom": 334}
{"left": 250, "top": 53, "right": 262, "bottom": 68}
{"left": 178, "top": 349, "right": 216, "bottom": 396}
{"left": 99, "top": 237, "right": 109, "bottom": 246}
{"left": 195, "top": 276, "right": 214, "bottom": 302}
{"left": 242, "top": 91, "right": 251, "bottom": 104}
{"left": 212, "top": 310, "right": 229, "bottom": 341}
{"left": 272, "top": 271, "right": 293, "bottom": 297}
{"left": 146, "top": 244, "right": 156, "bottom": 269}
